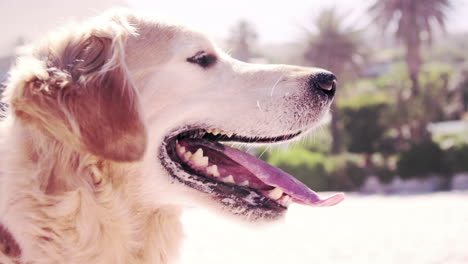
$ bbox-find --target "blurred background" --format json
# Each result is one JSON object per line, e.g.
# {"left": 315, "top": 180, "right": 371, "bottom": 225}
{"left": 1, "top": 0, "right": 468, "bottom": 263}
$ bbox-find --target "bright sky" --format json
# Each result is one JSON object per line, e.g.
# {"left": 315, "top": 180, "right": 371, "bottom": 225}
{"left": 0, "top": 0, "right": 467, "bottom": 57}
{"left": 129, "top": 0, "right": 371, "bottom": 44}
{"left": 129, "top": 0, "right": 468, "bottom": 44}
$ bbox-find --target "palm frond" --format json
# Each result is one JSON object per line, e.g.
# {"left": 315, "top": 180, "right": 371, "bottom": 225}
{"left": 303, "top": 7, "right": 365, "bottom": 76}
{"left": 368, "top": 0, "right": 451, "bottom": 44}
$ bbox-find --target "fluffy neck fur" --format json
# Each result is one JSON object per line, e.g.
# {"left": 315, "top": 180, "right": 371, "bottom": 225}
{"left": 0, "top": 119, "right": 183, "bottom": 264}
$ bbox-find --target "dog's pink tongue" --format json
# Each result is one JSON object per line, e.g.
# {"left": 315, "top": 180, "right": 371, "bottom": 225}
{"left": 222, "top": 145, "right": 344, "bottom": 207}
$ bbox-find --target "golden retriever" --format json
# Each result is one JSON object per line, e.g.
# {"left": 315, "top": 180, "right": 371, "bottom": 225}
{"left": 0, "top": 9, "right": 344, "bottom": 264}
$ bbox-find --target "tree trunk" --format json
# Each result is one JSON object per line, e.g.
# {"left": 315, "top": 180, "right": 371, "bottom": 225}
{"left": 364, "top": 153, "right": 373, "bottom": 169}
{"left": 409, "top": 72, "right": 420, "bottom": 96}
{"left": 411, "top": 120, "right": 431, "bottom": 142}
{"left": 404, "top": 20, "right": 422, "bottom": 97}
{"left": 330, "top": 101, "right": 341, "bottom": 154}
{"left": 406, "top": 44, "right": 421, "bottom": 96}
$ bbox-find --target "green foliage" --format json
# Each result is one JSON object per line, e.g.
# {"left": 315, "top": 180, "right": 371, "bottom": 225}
{"left": 396, "top": 140, "right": 446, "bottom": 179}
{"left": 339, "top": 98, "right": 389, "bottom": 154}
{"left": 434, "top": 132, "right": 468, "bottom": 149}
{"left": 374, "top": 166, "right": 396, "bottom": 184}
{"left": 425, "top": 34, "right": 468, "bottom": 64}
{"left": 444, "top": 144, "right": 468, "bottom": 174}
{"left": 457, "top": 68, "right": 468, "bottom": 112}
{"left": 463, "top": 84, "right": 468, "bottom": 112}
{"left": 327, "top": 160, "right": 367, "bottom": 191}
{"left": 301, "top": 129, "right": 332, "bottom": 154}
{"left": 256, "top": 1, "right": 462, "bottom": 189}
{"left": 338, "top": 94, "right": 388, "bottom": 109}
{"left": 380, "top": 64, "right": 454, "bottom": 127}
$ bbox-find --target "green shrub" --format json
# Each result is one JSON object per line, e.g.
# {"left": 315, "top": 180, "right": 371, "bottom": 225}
{"left": 374, "top": 166, "right": 396, "bottom": 184}
{"left": 328, "top": 160, "right": 367, "bottom": 191}
{"left": 339, "top": 99, "right": 389, "bottom": 155}
{"left": 396, "top": 140, "right": 446, "bottom": 179}
{"left": 445, "top": 144, "right": 468, "bottom": 173}
{"left": 302, "top": 130, "right": 332, "bottom": 154}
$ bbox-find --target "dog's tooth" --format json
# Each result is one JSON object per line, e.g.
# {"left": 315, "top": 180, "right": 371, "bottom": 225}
{"left": 239, "top": 180, "right": 249, "bottom": 186}
{"left": 279, "top": 195, "right": 292, "bottom": 206}
{"left": 268, "top": 187, "right": 283, "bottom": 200}
{"left": 199, "top": 156, "right": 209, "bottom": 167}
{"left": 190, "top": 155, "right": 204, "bottom": 167}
{"left": 219, "top": 130, "right": 226, "bottom": 135}
{"left": 206, "top": 128, "right": 213, "bottom": 133}
{"left": 222, "top": 175, "right": 235, "bottom": 184}
{"left": 226, "top": 132, "right": 234, "bottom": 138}
{"left": 190, "top": 149, "right": 208, "bottom": 167}
{"left": 192, "top": 148, "right": 203, "bottom": 159}
{"left": 183, "top": 152, "right": 192, "bottom": 160}
{"left": 212, "top": 129, "right": 220, "bottom": 135}
{"left": 176, "top": 144, "right": 186, "bottom": 155}
{"left": 206, "top": 165, "right": 220, "bottom": 177}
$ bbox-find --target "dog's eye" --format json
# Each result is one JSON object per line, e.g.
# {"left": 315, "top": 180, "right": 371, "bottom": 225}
{"left": 187, "top": 51, "right": 217, "bottom": 68}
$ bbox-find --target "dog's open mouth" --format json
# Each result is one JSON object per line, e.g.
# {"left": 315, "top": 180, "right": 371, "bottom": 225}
{"left": 159, "top": 126, "right": 344, "bottom": 220}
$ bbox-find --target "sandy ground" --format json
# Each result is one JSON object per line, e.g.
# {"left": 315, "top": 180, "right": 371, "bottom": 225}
{"left": 177, "top": 191, "right": 468, "bottom": 264}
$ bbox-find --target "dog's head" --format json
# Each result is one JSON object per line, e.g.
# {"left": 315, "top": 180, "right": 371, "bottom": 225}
{"left": 5, "top": 10, "right": 343, "bottom": 221}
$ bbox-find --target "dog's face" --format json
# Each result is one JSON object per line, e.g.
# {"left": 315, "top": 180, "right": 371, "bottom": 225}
{"left": 7, "top": 10, "right": 343, "bottom": 221}
{"left": 122, "top": 14, "right": 344, "bottom": 220}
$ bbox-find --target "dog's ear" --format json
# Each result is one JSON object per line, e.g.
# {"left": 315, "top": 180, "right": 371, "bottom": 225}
{"left": 69, "top": 35, "right": 147, "bottom": 162}
{"left": 9, "top": 34, "right": 147, "bottom": 162}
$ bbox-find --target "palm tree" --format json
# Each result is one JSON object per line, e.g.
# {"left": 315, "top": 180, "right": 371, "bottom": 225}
{"left": 228, "top": 20, "right": 258, "bottom": 62}
{"left": 303, "top": 8, "right": 364, "bottom": 154}
{"left": 369, "top": 0, "right": 451, "bottom": 96}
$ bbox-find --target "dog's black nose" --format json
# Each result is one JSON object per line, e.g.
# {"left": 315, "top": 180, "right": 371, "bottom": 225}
{"left": 309, "top": 71, "right": 337, "bottom": 96}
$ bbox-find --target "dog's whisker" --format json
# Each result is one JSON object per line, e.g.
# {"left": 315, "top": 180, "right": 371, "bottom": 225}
{"left": 257, "top": 145, "right": 272, "bottom": 160}
{"left": 270, "top": 74, "right": 284, "bottom": 97}
{"left": 256, "top": 100, "right": 262, "bottom": 111}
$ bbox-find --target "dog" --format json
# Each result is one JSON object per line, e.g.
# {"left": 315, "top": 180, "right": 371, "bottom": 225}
{"left": 0, "top": 9, "right": 344, "bottom": 264}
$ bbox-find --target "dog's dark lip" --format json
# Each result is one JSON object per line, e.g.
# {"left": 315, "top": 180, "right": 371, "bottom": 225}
{"left": 201, "top": 130, "right": 302, "bottom": 144}
{"left": 158, "top": 125, "right": 304, "bottom": 219}
{"left": 165, "top": 125, "right": 303, "bottom": 145}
